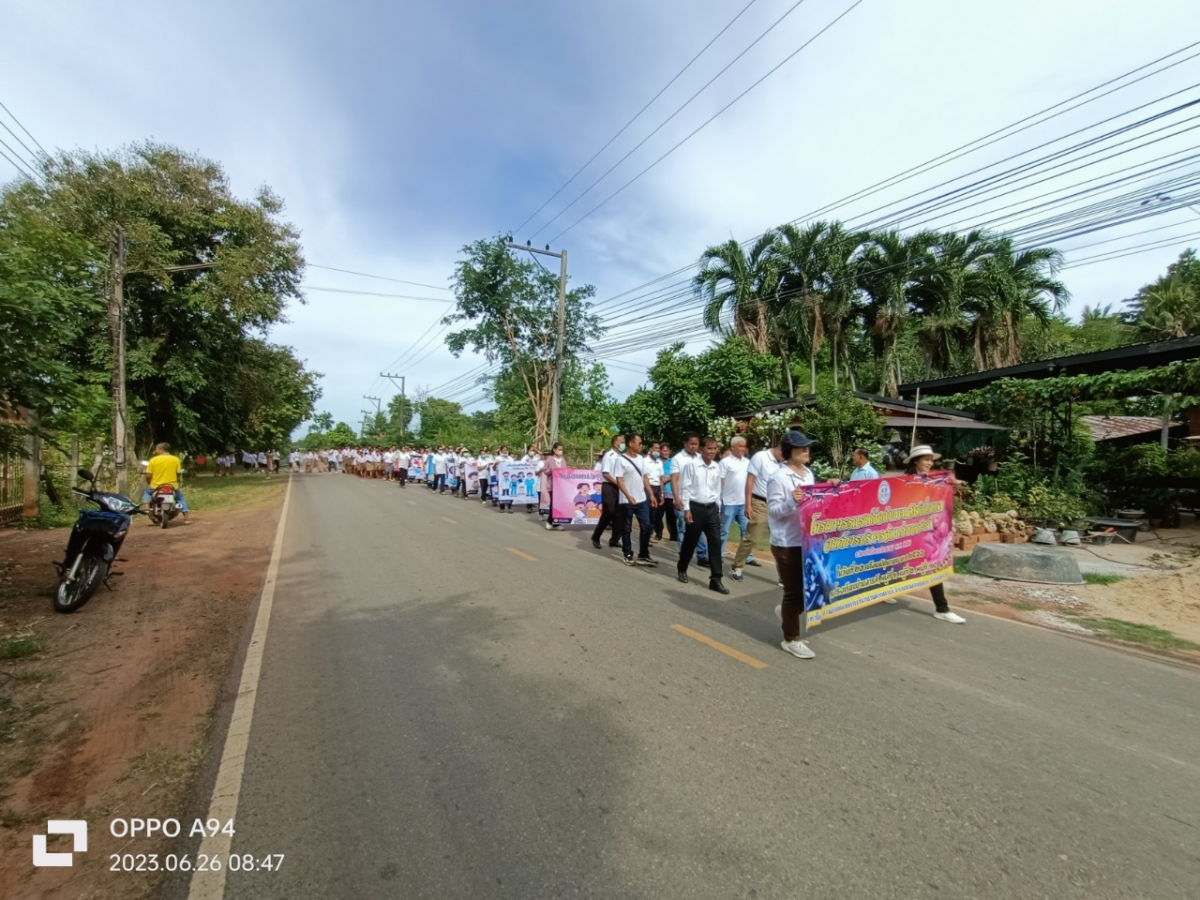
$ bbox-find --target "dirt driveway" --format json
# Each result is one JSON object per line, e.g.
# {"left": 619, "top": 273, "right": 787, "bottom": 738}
{"left": 0, "top": 477, "right": 284, "bottom": 900}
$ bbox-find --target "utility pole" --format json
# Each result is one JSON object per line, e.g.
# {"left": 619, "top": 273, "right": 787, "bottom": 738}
{"left": 506, "top": 239, "right": 568, "bottom": 444}
{"left": 380, "top": 374, "right": 407, "bottom": 442}
{"left": 108, "top": 226, "right": 131, "bottom": 496}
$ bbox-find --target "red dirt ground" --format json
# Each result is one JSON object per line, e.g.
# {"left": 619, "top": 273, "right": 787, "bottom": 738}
{"left": 0, "top": 491, "right": 282, "bottom": 900}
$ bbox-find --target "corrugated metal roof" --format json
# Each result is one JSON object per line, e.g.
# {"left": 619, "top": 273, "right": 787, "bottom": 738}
{"left": 1082, "top": 416, "right": 1175, "bottom": 441}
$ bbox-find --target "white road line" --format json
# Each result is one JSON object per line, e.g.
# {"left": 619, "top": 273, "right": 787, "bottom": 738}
{"left": 187, "top": 476, "right": 293, "bottom": 900}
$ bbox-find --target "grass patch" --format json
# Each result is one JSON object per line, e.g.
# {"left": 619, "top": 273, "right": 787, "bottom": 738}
{"left": 953, "top": 555, "right": 974, "bottom": 575}
{"left": 1012, "top": 600, "right": 1039, "bottom": 612}
{"left": 0, "top": 628, "right": 43, "bottom": 661}
{"left": 12, "top": 669, "right": 53, "bottom": 685}
{"left": 1082, "top": 572, "right": 1125, "bottom": 586}
{"left": 1071, "top": 616, "right": 1200, "bottom": 652}
{"left": 184, "top": 474, "right": 286, "bottom": 513}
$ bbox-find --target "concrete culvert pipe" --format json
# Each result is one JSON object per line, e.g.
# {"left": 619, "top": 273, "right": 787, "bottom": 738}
{"left": 967, "top": 542, "right": 1084, "bottom": 585}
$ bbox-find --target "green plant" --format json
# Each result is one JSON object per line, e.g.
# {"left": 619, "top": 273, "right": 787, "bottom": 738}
{"left": 1083, "top": 573, "right": 1125, "bottom": 586}
{"left": 1071, "top": 617, "right": 1200, "bottom": 651}
{"left": 1021, "top": 483, "right": 1088, "bottom": 529}
{"left": 0, "top": 628, "right": 43, "bottom": 660}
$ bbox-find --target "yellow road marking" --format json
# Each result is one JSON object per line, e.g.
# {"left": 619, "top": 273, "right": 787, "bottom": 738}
{"left": 506, "top": 547, "right": 537, "bottom": 562}
{"left": 441, "top": 516, "right": 459, "bottom": 525}
{"left": 671, "top": 624, "right": 769, "bottom": 670}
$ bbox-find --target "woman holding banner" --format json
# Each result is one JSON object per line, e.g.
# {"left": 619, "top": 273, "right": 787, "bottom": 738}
{"left": 903, "top": 446, "right": 967, "bottom": 624}
{"left": 767, "top": 430, "right": 819, "bottom": 660}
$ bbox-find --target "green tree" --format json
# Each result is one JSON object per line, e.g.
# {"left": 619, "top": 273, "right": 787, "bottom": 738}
{"left": 445, "top": 236, "right": 601, "bottom": 446}
{"left": 417, "top": 397, "right": 471, "bottom": 443}
{"left": 1, "top": 142, "right": 316, "bottom": 453}
{"left": 387, "top": 394, "right": 415, "bottom": 440}
{"left": 308, "top": 411, "right": 334, "bottom": 433}
{"left": 694, "top": 233, "right": 779, "bottom": 355}
{"left": 967, "top": 239, "right": 1067, "bottom": 368}
{"left": 0, "top": 190, "right": 101, "bottom": 451}
{"left": 797, "top": 391, "right": 884, "bottom": 475}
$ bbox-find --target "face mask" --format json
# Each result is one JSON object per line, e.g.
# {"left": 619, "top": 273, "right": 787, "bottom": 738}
{"left": 619, "top": 443, "right": 627, "bottom": 453}
{"left": 652, "top": 452, "right": 661, "bottom": 459}
{"left": 554, "top": 449, "right": 563, "bottom": 458}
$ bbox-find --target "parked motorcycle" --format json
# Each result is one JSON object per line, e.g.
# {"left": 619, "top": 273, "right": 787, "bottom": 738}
{"left": 147, "top": 483, "right": 181, "bottom": 529}
{"left": 53, "top": 469, "right": 141, "bottom": 613}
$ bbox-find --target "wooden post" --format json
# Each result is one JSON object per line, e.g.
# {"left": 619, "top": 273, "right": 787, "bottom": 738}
{"left": 70, "top": 434, "right": 80, "bottom": 488}
{"left": 23, "top": 427, "right": 39, "bottom": 519}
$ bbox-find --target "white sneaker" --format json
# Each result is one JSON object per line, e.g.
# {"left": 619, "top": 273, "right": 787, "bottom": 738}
{"left": 731, "top": 567, "right": 744, "bottom": 581}
{"left": 774, "top": 604, "right": 782, "bottom": 622}
{"left": 781, "top": 639, "right": 815, "bottom": 659}
{"left": 934, "top": 611, "right": 966, "bottom": 624}
{"left": 883, "top": 598, "right": 898, "bottom": 604}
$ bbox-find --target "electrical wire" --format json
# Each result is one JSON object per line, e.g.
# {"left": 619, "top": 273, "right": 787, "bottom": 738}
{"left": 528, "top": 0, "right": 816, "bottom": 241}
{"left": 308, "top": 263, "right": 451, "bottom": 291}
{"left": 0, "top": 98, "right": 48, "bottom": 158}
{"left": 302, "top": 285, "right": 451, "bottom": 302}
{"left": 511, "top": 0, "right": 764, "bottom": 236}
{"left": 546, "top": 0, "right": 866, "bottom": 244}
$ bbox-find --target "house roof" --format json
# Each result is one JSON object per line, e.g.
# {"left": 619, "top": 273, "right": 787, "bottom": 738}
{"left": 1081, "top": 415, "right": 1176, "bottom": 442}
{"left": 745, "top": 392, "right": 1003, "bottom": 430}
{"left": 896, "top": 335, "right": 1200, "bottom": 397}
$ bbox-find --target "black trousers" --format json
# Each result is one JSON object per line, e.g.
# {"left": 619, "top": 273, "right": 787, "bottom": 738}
{"left": 591, "top": 482, "right": 625, "bottom": 546}
{"left": 679, "top": 502, "right": 723, "bottom": 581}
{"left": 397, "top": 469, "right": 407, "bottom": 487}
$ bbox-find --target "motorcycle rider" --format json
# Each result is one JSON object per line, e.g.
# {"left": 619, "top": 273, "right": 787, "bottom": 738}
{"left": 143, "top": 442, "right": 190, "bottom": 524}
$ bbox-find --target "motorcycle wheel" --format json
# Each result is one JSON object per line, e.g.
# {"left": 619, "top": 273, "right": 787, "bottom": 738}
{"left": 161, "top": 510, "right": 170, "bottom": 529}
{"left": 54, "top": 555, "right": 106, "bottom": 613}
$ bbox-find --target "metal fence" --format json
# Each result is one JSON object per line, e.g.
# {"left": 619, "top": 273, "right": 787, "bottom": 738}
{"left": 0, "top": 450, "right": 24, "bottom": 525}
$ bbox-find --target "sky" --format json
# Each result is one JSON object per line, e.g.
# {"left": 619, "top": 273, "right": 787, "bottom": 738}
{"left": 4, "top": 0, "right": 1199, "bottom": 433}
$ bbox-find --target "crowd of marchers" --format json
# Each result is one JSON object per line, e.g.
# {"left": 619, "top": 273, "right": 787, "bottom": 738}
{"left": 288, "top": 433, "right": 966, "bottom": 663}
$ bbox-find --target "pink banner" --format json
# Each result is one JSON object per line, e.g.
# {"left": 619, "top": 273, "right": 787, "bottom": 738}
{"left": 551, "top": 469, "right": 604, "bottom": 525}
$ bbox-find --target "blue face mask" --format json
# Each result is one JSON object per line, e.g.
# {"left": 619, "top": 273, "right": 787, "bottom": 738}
{"left": 619, "top": 443, "right": 627, "bottom": 453}
{"left": 652, "top": 452, "right": 661, "bottom": 459}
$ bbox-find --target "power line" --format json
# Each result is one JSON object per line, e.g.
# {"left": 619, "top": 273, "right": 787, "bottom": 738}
{"left": 0, "top": 144, "right": 36, "bottom": 180}
{"left": 307, "top": 263, "right": 451, "bottom": 291}
{"left": 302, "top": 285, "right": 450, "bottom": 302}
{"left": 527, "top": 0, "right": 813, "bottom": 241}
{"left": 0, "top": 135, "right": 38, "bottom": 180}
{"left": 545, "top": 0, "right": 866, "bottom": 244}
{"left": 0, "top": 98, "right": 48, "bottom": 158}
{"left": 512, "top": 0, "right": 764, "bottom": 236}
{"left": 582, "top": 40, "right": 1200, "bottom": 316}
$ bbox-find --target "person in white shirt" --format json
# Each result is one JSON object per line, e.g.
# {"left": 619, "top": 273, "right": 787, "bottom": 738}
{"left": 719, "top": 436, "right": 756, "bottom": 581}
{"left": 767, "top": 430, "right": 819, "bottom": 659}
{"left": 383, "top": 448, "right": 395, "bottom": 481}
{"left": 644, "top": 442, "right": 665, "bottom": 543}
{"left": 738, "top": 437, "right": 785, "bottom": 582}
{"left": 670, "top": 435, "right": 707, "bottom": 560}
{"left": 677, "top": 437, "right": 728, "bottom": 593}
{"left": 590, "top": 435, "right": 627, "bottom": 549}
{"left": 614, "top": 434, "right": 658, "bottom": 566}
{"left": 257, "top": 451, "right": 268, "bottom": 474}
{"left": 433, "top": 448, "right": 448, "bottom": 493}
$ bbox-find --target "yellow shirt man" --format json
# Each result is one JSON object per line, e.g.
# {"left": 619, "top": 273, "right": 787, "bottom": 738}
{"left": 146, "top": 453, "right": 183, "bottom": 490}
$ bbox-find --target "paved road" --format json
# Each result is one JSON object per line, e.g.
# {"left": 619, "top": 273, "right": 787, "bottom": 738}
{"left": 220, "top": 474, "right": 1200, "bottom": 899}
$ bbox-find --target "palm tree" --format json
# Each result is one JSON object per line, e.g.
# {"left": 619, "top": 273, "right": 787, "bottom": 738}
{"left": 910, "top": 230, "right": 994, "bottom": 376}
{"left": 770, "top": 221, "right": 828, "bottom": 392}
{"left": 968, "top": 239, "right": 1067, "bottom": 368}
{"left": 812, "top": 222, "right": 870, "bottom": 389}
{"left": 694, "top": 233, "right": 778, "bottom": 354}
{"left": 857, "top": 229, "right": 938, "bottom": 396}
{"left": 1129, "top": 275, "right": 1199, "bottom": 341}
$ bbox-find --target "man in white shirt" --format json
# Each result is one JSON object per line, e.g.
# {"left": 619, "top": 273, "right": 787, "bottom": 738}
{"left": 644, "top": 442, "right": 665, "bottom": 543}
{"left": 615, "top": 433, "right": 658, "bottom": 566}
{"left": 433, "top": 448, "right": 449, "bottom": 493}
{"left": 736, "top": 437, "right": 785, "bottom": 581}
{"left": 670, "top": 435, "right": 707, "bottom": 561}
{"left": 719, "top": 436, "right": 757, "bottom": 581}
{"left": 677, "top": 437, "right": 728, "bottom": 593}
{"left": 590, "top": 434, "right": 626, "bottom": 550}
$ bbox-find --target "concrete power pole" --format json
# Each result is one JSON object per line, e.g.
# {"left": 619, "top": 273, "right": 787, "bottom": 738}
{"left": 108, "top": 226, "right": 132, "bottom": 495}
{"left": 380, "top": 374, "right": 406, "bottom": 442}
{"left": 506, "top": 240, "right": 568, "bottom": 445}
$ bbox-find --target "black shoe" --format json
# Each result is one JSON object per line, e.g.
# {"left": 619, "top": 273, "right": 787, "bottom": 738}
{"left": 676, "top": 571, "right": 689, "bottom": 584}
{"left": 623, "top": 555, "right": 636, "bottom": 567}
{"left": 592, "top": 539, "right": 602, "bottom": 549}
{"left": 709, "top": 580, "right": 730, "bottom": 595}
{"left": 608, "top": 541, "right": 621, "bottom": 548}
{"left": 696, "top": 557, "right": 709, "bottom": 568}
{"left": 635, "top": 557, "right": 658, "bottom": 567}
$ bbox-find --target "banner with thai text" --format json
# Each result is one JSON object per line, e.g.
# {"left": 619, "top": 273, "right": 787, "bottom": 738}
{"left": 800, "top": 475, "right": 953, "bottom": 626}
{"left": 496, "top": 461, "right": 541, "bottom": 507}
{"left": 551, "top": 469, "right": 604, "bottom": 525}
